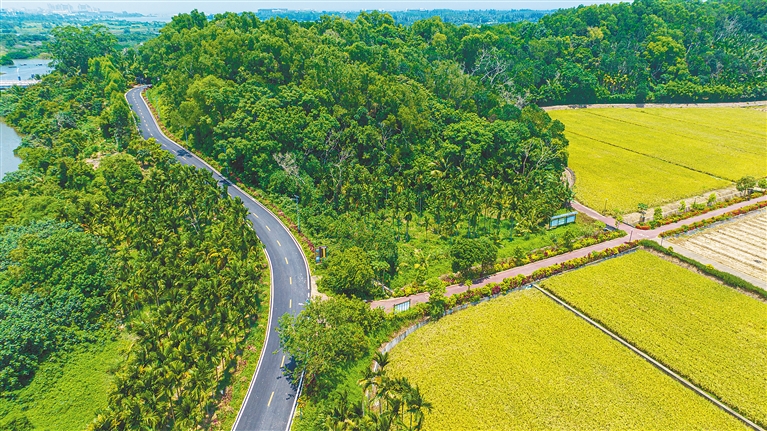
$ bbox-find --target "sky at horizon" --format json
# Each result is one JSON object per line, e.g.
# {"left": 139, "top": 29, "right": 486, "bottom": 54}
{"left": 2, "top": 0, "right": 619, "bottom": 16}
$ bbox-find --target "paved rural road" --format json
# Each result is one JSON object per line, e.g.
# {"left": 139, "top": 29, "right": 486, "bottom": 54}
{"left": 126, "top": 86, "right": 309, "bottom": 431}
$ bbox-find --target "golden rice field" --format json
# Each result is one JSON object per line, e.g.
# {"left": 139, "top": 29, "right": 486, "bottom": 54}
{"left": 542, "top": 250, "right": 767, "bottom": 427}
{"left": 387, "top": 288, "right": 745, "bottom": 430}
{"left": 549, "top": 107, "right": 767, "bottom": 214}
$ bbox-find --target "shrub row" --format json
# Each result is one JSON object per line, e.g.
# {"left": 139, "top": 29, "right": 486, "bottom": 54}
{"left": 443, "top": 242, "right": 639, "bottom": 309}
{"left": 639, "top": 240, "right": 767, "bottom": 300}
{"left": 658, "top": 201, "right": 767, "bottom": 238}
{"left": 636, "top": 192, "right": 767, "bottom": 230}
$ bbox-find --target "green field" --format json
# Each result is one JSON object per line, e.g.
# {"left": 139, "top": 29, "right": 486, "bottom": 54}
{"left": 0, "top": 337, "right": 128, "bottom": 430}
{"left": 542, "top": 250, "right": 767, "bottom": 427}
{"left": 549, "top": 107, "right": 767, "bottom": 213}
{"left": 387, "top": 289, "right": 744, "bottom": 430}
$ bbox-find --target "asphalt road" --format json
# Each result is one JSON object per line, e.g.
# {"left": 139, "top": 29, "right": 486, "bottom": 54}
{"left": 126, "top": 86, "right": 310, "bottom": 431}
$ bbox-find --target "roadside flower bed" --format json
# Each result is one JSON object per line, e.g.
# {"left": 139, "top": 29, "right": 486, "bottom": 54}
{"left": 394, "top": 229, "right": 627, "bottom": 298}
{"left": 636, "top": 192, "right": 767, "bottom": 230}
{"left": 659, "top": 201, "right": 767, "bottom": 238}
{"left": 444, "top": 242, "right": 639, "bottom": 309}
{"left": 493, "top": 229, "right": 626, "bottom": 273}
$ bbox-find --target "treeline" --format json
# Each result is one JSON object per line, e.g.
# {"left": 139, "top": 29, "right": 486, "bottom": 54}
{"left": 139, "top": 10, "right": 573, "bottom": 290}
{"left": 0, "top": 25, "right": 266, "bottom": 429}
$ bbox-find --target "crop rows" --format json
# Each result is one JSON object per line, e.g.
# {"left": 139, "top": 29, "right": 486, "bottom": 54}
{"left": 542, "top": 250, "right": 767, "bottom": 427}
{"left": 387, "top": 289, "right": 745, "bottom": 430}
{"left": 564, "top": 132, "right": 727, "bottom": 213}
{"left": 673, "top": 211, "right": 767, "bottom": 282}
{"left": 549, "top": 108, "right": 766, "bottom": 213}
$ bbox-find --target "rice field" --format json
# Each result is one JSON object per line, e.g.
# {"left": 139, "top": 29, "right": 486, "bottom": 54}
{"left": 387, "top": 288, "right": 746, "bottom": 430}
{"left": 542, "top": 250, "right": 767, "bottom": 427}
{"left": 549, "top": 107, "right": 767, "bottom": 213}
{"left": 670, "top": 210, "right": 767, "bottom": 282}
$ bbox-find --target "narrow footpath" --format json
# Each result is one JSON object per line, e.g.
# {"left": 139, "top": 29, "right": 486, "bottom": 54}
{"left": 372, "top": 194, "right": 767, "bottom": 311}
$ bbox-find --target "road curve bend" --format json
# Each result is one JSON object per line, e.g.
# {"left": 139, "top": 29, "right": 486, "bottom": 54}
{"left": 125, "top": 86, "right": 310, "bottom": 431}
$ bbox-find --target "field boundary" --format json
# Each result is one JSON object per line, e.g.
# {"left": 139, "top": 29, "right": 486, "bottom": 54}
{"left": 535, "top": 283, "right": 765, "bottom": 431}
{"left": 542, "top": 100, "right": 767, "bottom": 111}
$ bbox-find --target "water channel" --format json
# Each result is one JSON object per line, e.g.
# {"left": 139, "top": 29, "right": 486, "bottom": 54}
{"left": 0, "top": 59, "right": 54, "bottom": 180}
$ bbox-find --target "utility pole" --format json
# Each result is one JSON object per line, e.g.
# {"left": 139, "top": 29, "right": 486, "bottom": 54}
{"left": 294, "top": 195, "right": 300, "bottom": 232}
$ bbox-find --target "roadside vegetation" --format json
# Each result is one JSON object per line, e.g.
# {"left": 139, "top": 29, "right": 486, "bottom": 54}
{"left": 386, "top": 289, "right": 744, "bottom": 430}
{"left": 0, "top": 25, "right": 268, "bottom": 430}
{"left": 549, "top": 107, "right": 766, "bottom": 214}
{"left": 140, "top": 0, "right": 767, "bottom": 296}
{"left": 542, "top": 250, "right": 767, "bottom": 427}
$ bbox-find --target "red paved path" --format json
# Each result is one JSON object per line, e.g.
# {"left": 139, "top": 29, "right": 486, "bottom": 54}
{"left": 371, "top": 194, "right": 767, "bottom": 311}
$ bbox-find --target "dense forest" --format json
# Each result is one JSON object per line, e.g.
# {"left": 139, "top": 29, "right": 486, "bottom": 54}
{"left": 139, "top": 0, "right": 765, "bottom": 294}
{"left": 0, "top": 25, "right": 266, "bottom": 429}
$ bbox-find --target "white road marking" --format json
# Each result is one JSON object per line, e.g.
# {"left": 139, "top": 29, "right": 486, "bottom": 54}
{"left": 281, "top": 355, "right": 285, "bottom": 368}
{"left": 285, "top": 257, "right": 289, "bottom": 264}
{"left": 267, "top": 391, "right": 274, "bottom": 407}
{"left": 265, "top": 225, "right": 271, "bottom": 231}
{"left": 289, "top": 299, "right": 292, "bottom": 308}
{"left": 277, "top": 240, "right": 281, "bottom": 247}
{"left": 289, "top": 277, "right": 292, "bottom": 285}
{"left": 254, "top": 214, "right": 259, "bottom": 218}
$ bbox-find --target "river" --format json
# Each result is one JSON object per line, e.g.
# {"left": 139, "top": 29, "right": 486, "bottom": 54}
{"left": 0, "top": 121, "right": 22, "bottom": 181}
{"left": 0, "top": 58, "right": 53, "bottom": 81}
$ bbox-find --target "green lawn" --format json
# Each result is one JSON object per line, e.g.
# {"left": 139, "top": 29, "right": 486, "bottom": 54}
{"left": 387, "top": 289, "right": 744, "bottom": 430}
{"left": 549, "top": 107, "right": 766, "bottom": 213}
{"left": 542, "top": 250, "right": 767, "bottom": 427}
{"left": 0, "top": 336, "right": 129, "bottom": 431}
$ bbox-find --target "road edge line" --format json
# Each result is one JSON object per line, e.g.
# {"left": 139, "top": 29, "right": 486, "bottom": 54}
{"left": 232, "top": 247, "right": 276, "bottom": 431}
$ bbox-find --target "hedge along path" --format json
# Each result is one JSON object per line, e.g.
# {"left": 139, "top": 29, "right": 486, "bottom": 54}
{"left": 541, "top": 250, "right": 767, "bottom": 428}
{"left": 386, "top": 289, "right": 747, "bottom": 430}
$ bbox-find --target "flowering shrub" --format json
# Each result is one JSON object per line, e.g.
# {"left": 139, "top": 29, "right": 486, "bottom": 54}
{"left": 444, "top": 242, "right": 639, "bottom": 309}
{"left": 659, "top": 201, "right": 767, "bottom": 238}
{"left": 636, "top": 192, "right": 767, "bottom": 230}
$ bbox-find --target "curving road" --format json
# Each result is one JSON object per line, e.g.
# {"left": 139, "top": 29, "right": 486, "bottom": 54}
{"left": 125, "top": 86, "right": 310, "bottom": 431}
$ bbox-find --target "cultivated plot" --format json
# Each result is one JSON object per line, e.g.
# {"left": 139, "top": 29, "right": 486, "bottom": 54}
{"left": 566, "top": 133, "right": 728, "bottom": 213}
{"left": 542, "top": 250, "right": 767, "bottom": 427}
{"left": 387, "top": 289, "right": 745, "bottom": 430}
{"left": 670, "top": 210, "right": 767, "bottom": 282}
{"left": 549, "top": 107, "right": 767, "bottom": 213}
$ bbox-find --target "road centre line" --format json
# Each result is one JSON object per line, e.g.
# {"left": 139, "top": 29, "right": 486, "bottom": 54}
{"left": 277, "top": 240, "right": 281, "bottom": 246}
{"left": 285, "top": 257, "right": 289, "bottom": 264}
{"left": 267, "top": 391, "right": 274, "bottom": 407}
{"left": 265, "top": 225, "right": 271, "bottom": 231}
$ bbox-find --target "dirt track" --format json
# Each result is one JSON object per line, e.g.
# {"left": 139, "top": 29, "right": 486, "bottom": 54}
{"left": 543, "top": 100, "right": 767, "bottom": 111}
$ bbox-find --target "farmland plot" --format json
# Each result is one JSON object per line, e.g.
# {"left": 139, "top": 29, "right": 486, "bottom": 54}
{"left": 387, "top": 289, "right": 745, "bottom": 430}
{"left": 542, "top": 250, "right": 767, "bottom": 427}
{"left": 549, "top": 107, "right": 767, "bottom": 213}
{"left": 567, "top": 133, "right": 727, "bottom": 213}
{"left": 670, "top": 210, "right": 767, "bottom": 282}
